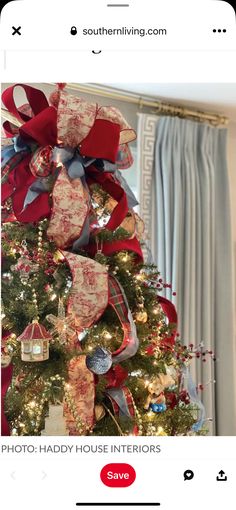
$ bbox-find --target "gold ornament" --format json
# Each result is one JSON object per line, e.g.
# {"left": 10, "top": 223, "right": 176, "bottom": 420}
{"left": 156, "top": 426, "right": 167, "bottom": 436}
{"left": 95, "top": 404, "right": 106, "bottom": 421}
{"left": 135, "top": 310, "right": 148, "bottom": 323}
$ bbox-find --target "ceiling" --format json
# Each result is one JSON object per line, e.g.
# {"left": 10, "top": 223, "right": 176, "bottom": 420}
{"left": 104, "top": 83, "right": 236, "bottom": 121}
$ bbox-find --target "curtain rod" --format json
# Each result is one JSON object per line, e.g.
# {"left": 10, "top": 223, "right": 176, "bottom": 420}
{"left": 66, "top": 83, "right": 228, "bottom": 126}
{"left": 1, "top": 83, "right": 228, "bottom": 127}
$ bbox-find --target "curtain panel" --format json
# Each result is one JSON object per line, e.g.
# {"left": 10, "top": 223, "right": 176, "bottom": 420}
{"left": 137, "top": 113, "right": 236, "bottom": 435}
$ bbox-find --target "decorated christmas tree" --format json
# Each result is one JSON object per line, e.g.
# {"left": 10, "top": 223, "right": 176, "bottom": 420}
{"left": 1, "top": 83, "right": 210, "bottom": 436}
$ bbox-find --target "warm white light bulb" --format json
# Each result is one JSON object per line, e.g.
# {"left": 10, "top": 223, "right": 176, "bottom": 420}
{"left": 104, "top": 331, "right": 112, "bottom": 340}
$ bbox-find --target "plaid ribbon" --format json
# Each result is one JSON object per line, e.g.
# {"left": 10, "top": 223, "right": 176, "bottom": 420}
{"left": 108, "top": 275, "right": 139, "bottom": 362}
{"left": 107, "top": 387, "right": 135, "bottom": 417}
{"left": 108, "top": 275, "right": 129, "bottom": 326}
{"left": 106, "top": 277, "right": 140, "bottom": 431}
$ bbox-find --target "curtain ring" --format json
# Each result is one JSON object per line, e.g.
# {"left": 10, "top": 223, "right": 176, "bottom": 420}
{"left": 138, "top": 96, "right": 144, "bottom": 110}
{"left": 154, "top": 101, "right": 162, "bottom": 114}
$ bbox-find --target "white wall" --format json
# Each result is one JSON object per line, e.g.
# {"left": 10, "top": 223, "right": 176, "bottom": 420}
{"left": 227, "top": 122, "right": 236, "bottom": 325}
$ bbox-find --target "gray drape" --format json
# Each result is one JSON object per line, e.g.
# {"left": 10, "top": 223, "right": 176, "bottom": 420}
{"left": 138, "top": 113, "right": 236, "bottom": 435}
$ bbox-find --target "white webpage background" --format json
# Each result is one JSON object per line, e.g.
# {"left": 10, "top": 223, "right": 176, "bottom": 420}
{"left": 1, "top": 1, "right": 236, "bottom": 509}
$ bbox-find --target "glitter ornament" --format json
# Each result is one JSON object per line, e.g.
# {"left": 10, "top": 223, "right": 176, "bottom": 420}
{"left": 17, "top": 320, "right": 52, "bottom": 362}
{"left": 135, "top": 310, "right": 148, "bottom": 323}
{"left": 86, "top": 347, "right": 112, "bottom": 375}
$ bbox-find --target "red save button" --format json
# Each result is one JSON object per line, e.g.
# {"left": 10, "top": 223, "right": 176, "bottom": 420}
{"left": 100, "top": 463, "right": 136, "bottom": 488}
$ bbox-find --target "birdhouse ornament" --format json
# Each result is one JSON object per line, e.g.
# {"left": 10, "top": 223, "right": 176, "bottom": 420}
{"left": 17, "top": 320, "right": 52, "bottom": 362}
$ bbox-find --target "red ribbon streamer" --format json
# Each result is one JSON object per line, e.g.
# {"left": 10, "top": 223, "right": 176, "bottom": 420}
{"left": 2, "top": 84, "right": 57, "bottom": 145}
{"left": 2, "top": 84, "right": 49, "bottom": 124}
{"left": 1, "top": 364, "right": 13, "bottom": 436}
{"left": 158, "top": 295, "right": 178, "bottom": 346}
{"left": 105, "top": 365, "right": 128, "bottom": 389}
{"left": 2, "top": 154, "right": 51, "bottom": 223}
{"left": 85, "top": 237, "right": 144, "bottom": 263}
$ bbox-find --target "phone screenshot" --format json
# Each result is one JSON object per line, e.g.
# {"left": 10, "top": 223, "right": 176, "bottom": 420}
{"left": 0, "top": 1, "right": 236, "bottom": 509}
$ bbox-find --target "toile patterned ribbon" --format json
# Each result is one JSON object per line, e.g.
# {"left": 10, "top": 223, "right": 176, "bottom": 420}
{"left": 63, "top": 351, "right": 95, "bottom": 436}
{"left": 47, "top": 166, "right": 90, "bottom": 249}
{"left": 61, "top": 251, "right": 109, "bottom": 329}
{"left": 60, "top": 253, "right": 139, "bottom": 424}
{"left": 56, "top": 88, "right": 136, "bottom": 151}
{"left": 61, "top": 253, "right": 139, "bottom": 359}
{"left": 23, "top": 146, "right": 138, "bottom": 211}
{"left": 60, "top": 253, "right": 108, "bottom": 435}
{"left": 20, "top": 145, "right": 138, "bottom": 250}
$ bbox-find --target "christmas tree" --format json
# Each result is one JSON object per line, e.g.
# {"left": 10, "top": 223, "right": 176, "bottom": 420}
{"left": 1, "top": 83, "right": 210, "bottom": 436}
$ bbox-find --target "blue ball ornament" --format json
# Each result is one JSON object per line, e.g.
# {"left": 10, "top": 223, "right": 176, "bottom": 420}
{"left": 150, "top": 403, "right": 167, "bottom": 413}
{"left": 86, "top": 347, "right": 112, "bottom": 375}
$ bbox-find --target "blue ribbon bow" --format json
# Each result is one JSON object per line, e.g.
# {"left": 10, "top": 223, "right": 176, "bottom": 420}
{"left": 4, "top": 141, "right": 139, "bottom": 249}
{"left": 182, "top": 365, "right": 206, "bottom": 432}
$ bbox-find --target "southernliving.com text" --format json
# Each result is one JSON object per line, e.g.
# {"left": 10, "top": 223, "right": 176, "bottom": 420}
{"left": 83, "top": 26, "right": 167, "bottom": 37}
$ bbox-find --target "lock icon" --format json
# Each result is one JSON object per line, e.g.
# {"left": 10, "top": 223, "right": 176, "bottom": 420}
{"left": 70, "top": 26, "right": 77, "bottom": 36}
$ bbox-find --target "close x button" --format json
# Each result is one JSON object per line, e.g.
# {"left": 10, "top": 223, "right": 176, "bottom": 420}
{"left": 12, "top": 26, "right": 22, "bottom": 36}
{"left": 100, "top": 463, "right": 136, "bottom": 487}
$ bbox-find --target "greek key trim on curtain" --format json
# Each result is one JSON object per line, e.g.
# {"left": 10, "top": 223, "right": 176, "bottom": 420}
{"left": 137, "top": 113, "right": 236, "bottom": 435}
{"left": 137, "top": 113, "right": 159, "bottom": 261}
